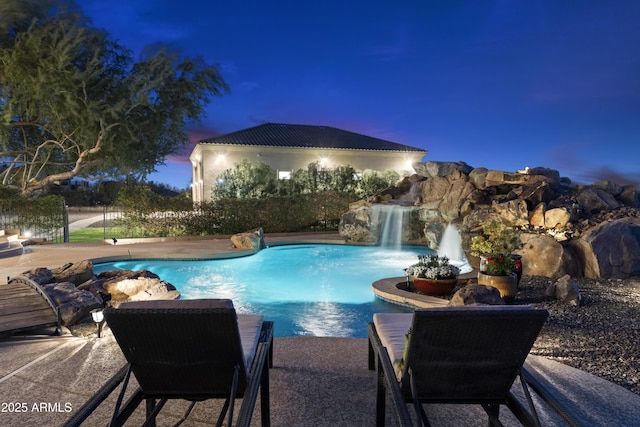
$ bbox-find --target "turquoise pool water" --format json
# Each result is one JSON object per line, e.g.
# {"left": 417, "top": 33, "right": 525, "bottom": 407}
{"left": 93, "top": 244, "right": 435, "bottom": 338}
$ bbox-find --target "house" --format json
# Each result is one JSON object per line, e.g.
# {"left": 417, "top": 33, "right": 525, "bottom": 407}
{"left": 189, "top": 123, "right": 427, "bottom": 202}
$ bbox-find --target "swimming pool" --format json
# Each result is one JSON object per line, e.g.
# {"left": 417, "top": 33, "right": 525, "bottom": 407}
{"left": 94, "top": 244, "right": 436, "bottom": 338}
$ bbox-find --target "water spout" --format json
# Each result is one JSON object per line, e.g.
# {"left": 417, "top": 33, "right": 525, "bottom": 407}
{"left": 437, "top": 223, "right": 468, "bottom": 265}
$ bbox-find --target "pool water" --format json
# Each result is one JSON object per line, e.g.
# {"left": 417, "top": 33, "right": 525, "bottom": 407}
{"left": 93, "top": 244, "right": 436, "bottom": 338}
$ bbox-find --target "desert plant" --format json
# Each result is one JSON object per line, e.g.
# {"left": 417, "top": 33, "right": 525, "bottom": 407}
{"left": 470, "top": 220, "right": 522, "bottom": 258}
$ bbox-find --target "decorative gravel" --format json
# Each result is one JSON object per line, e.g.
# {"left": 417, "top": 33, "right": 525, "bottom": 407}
{"left": 517, "top": 276, "right": 640, "bottom": 396}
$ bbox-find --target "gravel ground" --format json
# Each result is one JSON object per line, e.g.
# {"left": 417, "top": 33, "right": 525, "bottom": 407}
{"left": 517, "top": 276, "right": 640, "bottom": 396}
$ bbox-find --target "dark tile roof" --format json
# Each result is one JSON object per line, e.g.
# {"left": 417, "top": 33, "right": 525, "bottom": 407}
{"left": 199, "top": 123, "right": 426, "bottom": 152}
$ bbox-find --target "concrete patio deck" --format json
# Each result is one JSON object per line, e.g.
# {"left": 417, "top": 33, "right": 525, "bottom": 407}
{"left": 1, "top": 234, "right": 639, "bottom": 426}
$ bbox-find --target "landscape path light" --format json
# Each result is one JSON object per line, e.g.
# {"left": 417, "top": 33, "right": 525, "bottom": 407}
{"left": 90, "top": 308, "right": 105, "bottom": 338}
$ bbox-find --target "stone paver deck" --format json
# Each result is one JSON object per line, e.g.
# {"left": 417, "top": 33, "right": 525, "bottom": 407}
{"left": 1, "top": 234, "right": 639, "bottom": 426}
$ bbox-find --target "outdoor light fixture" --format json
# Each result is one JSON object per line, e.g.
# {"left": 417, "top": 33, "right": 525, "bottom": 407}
{"left": 90, "top": 308, "right": 105, "bottom": 338}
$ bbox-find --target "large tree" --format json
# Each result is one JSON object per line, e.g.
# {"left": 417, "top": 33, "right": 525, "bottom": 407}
{"left": 0, "top": 0, "right": 228, "bottom": 194}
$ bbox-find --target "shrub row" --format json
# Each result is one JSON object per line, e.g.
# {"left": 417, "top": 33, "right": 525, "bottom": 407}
{"left": 109, "top": 190, "right": 357, "bottom": 238}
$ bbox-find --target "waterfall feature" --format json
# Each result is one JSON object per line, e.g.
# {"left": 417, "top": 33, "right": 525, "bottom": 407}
{"left": 437, "top": 223, "right": 468, "bottom": 265}
{"left": 398, "top": 181, "right": 421, "bottom": 204}
{"left": 372, "top": 204, "right": 407, "bottom": 249}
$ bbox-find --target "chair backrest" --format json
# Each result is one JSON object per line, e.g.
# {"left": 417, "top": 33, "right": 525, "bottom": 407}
{"left": 401, "top": 306, "right": 548, "bottom": 402}
{"left": 105, "top": 299, "right": 248, "bottom": 400}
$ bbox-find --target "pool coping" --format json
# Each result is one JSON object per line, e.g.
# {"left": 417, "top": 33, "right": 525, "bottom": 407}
{"left": 89, "top": 237, "right": 350, "bottom": 264}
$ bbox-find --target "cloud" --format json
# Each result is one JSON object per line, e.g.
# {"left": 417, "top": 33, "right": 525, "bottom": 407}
{"left": 544, "top": 143, "right": 640, "bottom": 186}
{"left": 574, "top": 166, "right": 640, "bottom": 187}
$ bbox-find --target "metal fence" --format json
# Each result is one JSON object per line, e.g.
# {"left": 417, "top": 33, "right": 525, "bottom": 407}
{"left": 0, "top": 203, "right": 199, "bottom": 243}
{"left": 0, "top": 199, "right": 68, "bottom": 243}
{"left": 2, "top": 196, "right": 346, "bottom": 243}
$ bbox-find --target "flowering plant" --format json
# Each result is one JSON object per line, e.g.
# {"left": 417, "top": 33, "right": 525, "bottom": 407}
{"left": 405, "top": 254, "right": 460, "bottom": 280}
{"left": 482, "top": 255, "right": 517, "bottom": 276}
{"left": 470, "top": 220, "right": 522, "bottom": 258}
{"left": 471, "top": 220, "right": 522, "bottom": 276}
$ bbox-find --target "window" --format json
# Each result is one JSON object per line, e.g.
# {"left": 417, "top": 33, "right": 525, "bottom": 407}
{"left": 278, "top": 170, "right": 291, "bottom": 180}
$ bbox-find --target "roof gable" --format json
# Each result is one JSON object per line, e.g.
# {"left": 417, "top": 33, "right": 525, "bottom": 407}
{"left": 199, "top": 123, "right": 426, "bottom": 152}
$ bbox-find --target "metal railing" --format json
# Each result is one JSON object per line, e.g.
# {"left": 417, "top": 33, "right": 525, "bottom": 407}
{"left": 2, "top": 196, "right": 346, "bottom": 243}
{"left": 0, "top": 199, "right": 67, "bottom": 243}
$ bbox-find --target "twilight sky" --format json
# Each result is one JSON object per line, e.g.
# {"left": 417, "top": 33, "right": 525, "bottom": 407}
{"left": 81, "top": 0, "right": 640, "bottom": 189}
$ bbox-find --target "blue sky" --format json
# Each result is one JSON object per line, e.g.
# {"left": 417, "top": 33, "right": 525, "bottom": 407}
{"left": 81, "top": 1, "right": 640, "bottom": 189}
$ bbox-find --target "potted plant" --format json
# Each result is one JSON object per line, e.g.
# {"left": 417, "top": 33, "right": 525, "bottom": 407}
{"left": 405, "top": 254, "right": 460, "bottom": 296}
{"left": 469, "top": 220, "right": 523, "bottom": 301}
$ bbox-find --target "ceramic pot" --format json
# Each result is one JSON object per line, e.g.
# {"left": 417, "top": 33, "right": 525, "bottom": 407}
{"left": 479, "top": 254, "right": 522, "bottom": 285}
{"left": 477, "top": 272, "right": 518, "bottom": 302}
{"left": 412, "top": 277, "right": 458, "bottom": 296}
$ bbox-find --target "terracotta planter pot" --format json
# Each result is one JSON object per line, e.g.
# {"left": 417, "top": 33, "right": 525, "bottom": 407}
{"left": 477, "top": 272, "right": 518, "bottom": 302}
{"left": 412, "top": 277, "right": 458, "bottom": 296}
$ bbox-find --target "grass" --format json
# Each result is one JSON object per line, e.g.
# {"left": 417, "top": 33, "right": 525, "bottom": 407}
{"left": 68, "top": 228, "right": 106, "bottom": 242}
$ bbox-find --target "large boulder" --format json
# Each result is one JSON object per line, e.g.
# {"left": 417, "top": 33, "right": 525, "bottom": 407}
{"left": 517, "top": 176, "right": 560, "bottom": 208}
{"left": 51, "top": 260, "right": 94, "bottom": 286}
{"left": 491, "top": 199, "right": 529, "bottom": 226}
{"left": 415, "top": 176, "right": 450, "bottom": 209}
{"left": 414, "top": 160, "right": 473, "bottom": 179}
{"left": 573, "top": 217, "right": 640, "bottom": 279}
{"left": 546, "top": 275, "right": 581, "bottom": 306}
{"left": 520, "top": 234, "right": 581, "bottom": 279}
{"left": 439, "top": 179, "right": 476, "bottom": 221}
{"left": 230, "top": 227, "right": 266, "bottom": 250}
{"left": 23, "top": 261, "right": 95, "bottom": 287}
{"left": 43, "top": 282, "right": 102, "bottom": 325}
{"left": 577, "top": 187, "right": 620, "bottom": 214}
{"left": 449, "top": 284, "right": 504, "bottom": 306}
{"left": 338, "top": 204, "right": 376, "bottom": 243}
{"left": 100, "top": 269, "right": 180, "bottom": 305}
{"left": 544, "top": 207, "right": 572, "bottom": 230}
{"left": 21, "top": 267, "right": 54, "bottom": 286}
{"left": 20, "top": 264, "right": 181, "bottom": 324}
{"left": 617, "top": 185, "right": 639, "bottom": 207}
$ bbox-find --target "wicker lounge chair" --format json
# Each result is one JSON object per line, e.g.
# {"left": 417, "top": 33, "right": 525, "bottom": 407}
{"left": 368, "top": 305, "right": 548, "bottom": 426}
{"left": 65, "top": 299, "right": 273, "bottom": 427}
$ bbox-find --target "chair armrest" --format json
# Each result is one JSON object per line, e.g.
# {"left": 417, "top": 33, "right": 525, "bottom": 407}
{"left": 368, "top": 322, "right": 413, "bottom": 427}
